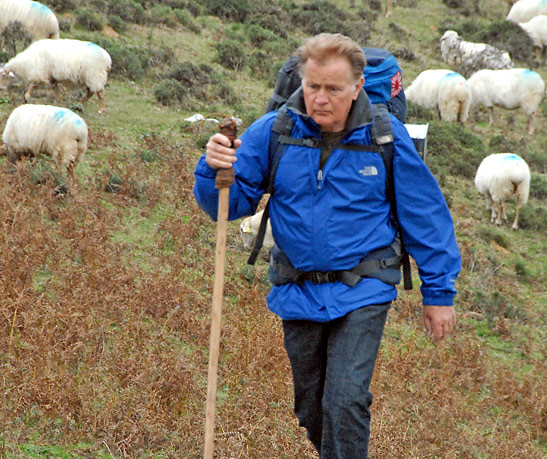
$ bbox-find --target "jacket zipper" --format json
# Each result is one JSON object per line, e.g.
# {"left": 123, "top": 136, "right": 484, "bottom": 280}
{"left": 317, "top": 169, "right": 323, "bottom": 190}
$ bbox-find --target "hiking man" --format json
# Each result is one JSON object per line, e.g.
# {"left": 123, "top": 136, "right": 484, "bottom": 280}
{"left": 194, "top": 33, "right": 461, "bottom": 458}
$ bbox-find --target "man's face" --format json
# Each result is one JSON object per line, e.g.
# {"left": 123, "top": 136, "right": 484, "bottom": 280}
{"left": 302, "top": 55, "right": 364, "bottom": 132}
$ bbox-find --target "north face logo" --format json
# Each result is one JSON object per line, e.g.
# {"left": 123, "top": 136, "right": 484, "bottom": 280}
{"left": 359, "top": 166, "right": 378, "bottom": 176}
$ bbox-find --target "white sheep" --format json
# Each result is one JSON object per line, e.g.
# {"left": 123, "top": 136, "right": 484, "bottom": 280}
{"left": 474, "top": 153, "right": 530, "bottom": 230}
{"left": 405, "top": 69, "right": 471, "bottom": 123}
{"left": 0, "top": 0, "right": 60, "bottom": 41}
{"left": 518, "top": 15, "right": 547, "bottom": 55}
{"left": 467, "top": 68, "right": 545, "bottom": 135}
{"left": 0, "top": 39, "right": 112, "bottom": 113}
{"left": 239, "top": 209, "right": 274, "bottom": 252}
{"left": 2, "top": 104, "right": 88, "bottom": 189}
{"left": 440, "top": 30, "right": 513, "bottom": 76}
{"left": 507, "top": 0, "right": 547, "bottom": 23}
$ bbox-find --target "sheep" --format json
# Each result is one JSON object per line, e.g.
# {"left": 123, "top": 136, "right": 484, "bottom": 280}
{"left": 2, "top": 104, "right": 88, "bottom": 189}
{"left": 440, "top": 30, "right": 513, "bottom": 76}
{"left": 0, "top": 39, "right": 112, "bottom": 113}
{"left": 239, "top": 209, "right": 274, "bottom": 252}
{"left": 507, "top": 0, "right": 547, "bottom": 23}
{"left": 474, "top": 153, "right": 530, "bottom": 230}
{"left": 0, "top": 0, "right": 60, "bottom": 41}
{"left": 405, "top": 69, "right": 471, "bottom": 123}
{"left": 467, "top": 68, "right": 545, "bottom": 135}
{"left": 518, "top": 15, "right": 547, "bottom": 57}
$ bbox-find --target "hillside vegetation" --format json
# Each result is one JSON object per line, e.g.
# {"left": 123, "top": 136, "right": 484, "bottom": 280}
{"left": 0, "top": 0, "right": 545, "bottom": 457}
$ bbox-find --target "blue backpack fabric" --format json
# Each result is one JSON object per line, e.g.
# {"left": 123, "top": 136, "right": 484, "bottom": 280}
{"left": 265, "top": 47, "right": 407, "bottom": 123}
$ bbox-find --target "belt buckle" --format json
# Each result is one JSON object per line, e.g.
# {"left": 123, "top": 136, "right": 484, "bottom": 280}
{"left": 311, "top": 271, "right": 331, "bottom": 283}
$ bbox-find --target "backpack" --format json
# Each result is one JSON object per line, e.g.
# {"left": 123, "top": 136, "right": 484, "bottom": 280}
{"left": 265, "top": 47, "right": 407, "bottom": 123}
{"left": 247, "top": 101, "right": 413, "bottom": 290}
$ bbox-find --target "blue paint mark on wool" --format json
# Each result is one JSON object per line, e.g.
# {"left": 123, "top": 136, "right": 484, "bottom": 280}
{"left": 86, "top": 42, "right": 103, "bottom": 52}
{"left": 522, "top": 69, "right": 538, "bottom": 79}
{"left": 53, "top": 109, "right": 68, "bottom": 122}
{"left": 502, "top": 154, "right": 522, "bottom": 162}
{"left": 446, "top": 72, "right": 463, "bottom": 80}
{"left": 30, "top": 1, "right": 53, "bottom": 15}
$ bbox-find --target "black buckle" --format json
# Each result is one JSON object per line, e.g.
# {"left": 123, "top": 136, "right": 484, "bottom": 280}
{"left": 309, "top": 271, "right": 337, "bottom": 284}
{"left": 377, "top": 259, "right": 388, "bottom": 269}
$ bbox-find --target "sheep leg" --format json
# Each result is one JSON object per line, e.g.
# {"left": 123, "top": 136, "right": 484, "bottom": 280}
{"left": 494, "top": 201, "right": 504, "bottom": 225}
{"left": 512, "top": 203, "right": 521, "bottom": 230}
{"left": 96, "top": 89, "right": 106, "bottom": 114}
{"left": 488, "top": 107, "right": 494, "bottom": 126}
{"left": 66, "top": 162, "right": 77, "bottom": 192}
{"left": 384, "top": 0, "right": 393, "bottom": 17}
{"left": 526, "top": 112, "right": 535, "bottom": 136}
{"left": 52, "top": 81, "right": 61, "bottom": 103}
{"left": 81, "top": 88, "right": 93, "bottom": 106}
{"left": 7, "top": 146, "right": 20, "bottom": 164}
{"left": 24, "top": 83, "right": 38, "bottom": 102}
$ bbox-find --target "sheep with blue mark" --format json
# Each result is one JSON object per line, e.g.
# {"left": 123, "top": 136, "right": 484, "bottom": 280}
{"left": 467, "top": 68, "right": 545, "bottom": 135}
{"left": 507, "top": 0, "right": 547, "bottom": 23}
{"left": 0, "top": 39, "right": 112, "bottom": 114}
{"left": 0, "top": 0, "right": 60, "bottom": 41}
{"left": 475, "top": 153, "right": 530, "bottom": 230}
{"left": 2, "top": 104, "right": 88, "bottom": 189}
{"left": 405, "top": 69, "right": 471, "bottom": 123}
{"left": 440, "top": 30, "right": 513, "bottom": 77}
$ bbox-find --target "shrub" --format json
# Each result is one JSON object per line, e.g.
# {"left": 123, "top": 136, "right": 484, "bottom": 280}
{"left": 107, "top": 15, "right": 128, "bottom": 33}
{"left": 469, "top": 20, "right": 533, "bottom": 64}
{"left": 203, "top": 0, "right": 250, "bottom": 22}
{"left": 107, "top": 0, "right": 146, "bottom": 24}
{"left": 58, "top": 17, "right": 72, "bottom": 33}
{"left": 426, "top": 121, "right": 485, "bottom": 178}
{"left": 247, "top": 6, "right": 291, "bottom": 38}
{"left": 93, "top": 38, "right": 151, "bottom": 79}
{"left": 0, "top": 21, "right": 33, "bottom": 58}
{"left": 149, "top": 5, "right": 178, "bottom": 27}
{"left": 75, "top": 8, "right": 104, "bottom": 31}
{"left": 154, "top": 79, "right": 188, "bottom": 106}
{"left": 529, "top": 175, "right": 547, "bottom": 200}
{"left": 215, "top": 40, "right": 246, "bottom": 71}
{"left": 247, "top": 24, "right": 276, "bottom": 48}
{"left": 174, "top": 9, "right": 201, "bottom": 34}
{"left": 164, "top": 62, "right": 212, "bottom": 99}
{"left": 215, "top": 82, "right": 241, "bottom": 105}
{"left": 47, "top": 0, "right": 78, "bottom": 12}
{"left": 518, "top": 201, "right": 546, "bottom": 231}
{"left": 290, "top": 1, "right": 351, "bottom": 36}
{"left": 248, "top": 51, "right": 271, "bottom": 79}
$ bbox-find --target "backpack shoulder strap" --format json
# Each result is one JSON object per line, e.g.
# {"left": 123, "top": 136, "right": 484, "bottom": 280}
{"left": 371, "top": 104, "right": 412, "bottom": 290}
{"left": 247, "top": 108, "right": 295, "bottom": 265}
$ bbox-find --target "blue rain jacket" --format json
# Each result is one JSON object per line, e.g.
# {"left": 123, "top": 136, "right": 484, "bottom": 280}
{"left": 194, "top": 89, "right": 461, "bottom": 322}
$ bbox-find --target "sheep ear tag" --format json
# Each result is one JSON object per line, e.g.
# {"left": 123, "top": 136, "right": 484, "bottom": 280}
{"left": 9, "top": 71, "right": 15, "bottom": 78}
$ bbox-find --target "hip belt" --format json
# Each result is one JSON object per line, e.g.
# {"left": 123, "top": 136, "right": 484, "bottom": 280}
{"left": 269, "top": 239, "right": 403, "bottom": 287}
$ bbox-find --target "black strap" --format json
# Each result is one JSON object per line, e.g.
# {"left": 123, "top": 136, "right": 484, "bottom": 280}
{"left": 271, "top": 251, "right": 401, "bottom": 288}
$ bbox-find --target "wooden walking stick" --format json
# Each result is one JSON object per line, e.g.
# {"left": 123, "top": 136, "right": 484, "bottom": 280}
{"left": 204, "top": 117, "right": 237, "bottom": 459}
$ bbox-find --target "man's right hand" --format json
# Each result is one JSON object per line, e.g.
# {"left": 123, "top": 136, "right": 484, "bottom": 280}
{"left": 205, "top": 133, "right": 241, "bottom": 170}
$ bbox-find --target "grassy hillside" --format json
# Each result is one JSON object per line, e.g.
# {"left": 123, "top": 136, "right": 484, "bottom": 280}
{"left": 0, "top": 0, "right": 545, "bottom": 457}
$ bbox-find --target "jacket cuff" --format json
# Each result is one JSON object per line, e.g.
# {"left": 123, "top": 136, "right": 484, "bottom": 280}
{"left": 195, "top": 158, "right": 218, "bottom": 178}
{"left": 422, "top": 291, "right": 455, "bottom": 306}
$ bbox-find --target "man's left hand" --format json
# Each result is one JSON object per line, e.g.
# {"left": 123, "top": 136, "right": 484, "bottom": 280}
{"left": 423, "top": 306, "right": 456, "bottom": 343}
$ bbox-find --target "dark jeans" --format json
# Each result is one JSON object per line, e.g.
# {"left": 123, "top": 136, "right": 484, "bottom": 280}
{"left": 282, "top": 302, "right": 391, "bottom": 459}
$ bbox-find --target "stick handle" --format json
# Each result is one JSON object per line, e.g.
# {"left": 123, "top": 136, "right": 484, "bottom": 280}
{"left": 204, "top": 118, "right": 237, "bottom": 459}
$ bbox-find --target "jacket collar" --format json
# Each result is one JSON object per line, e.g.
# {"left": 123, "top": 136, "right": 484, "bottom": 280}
{"left": 285, "top": 87, "right": 374, "bottom": 134}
